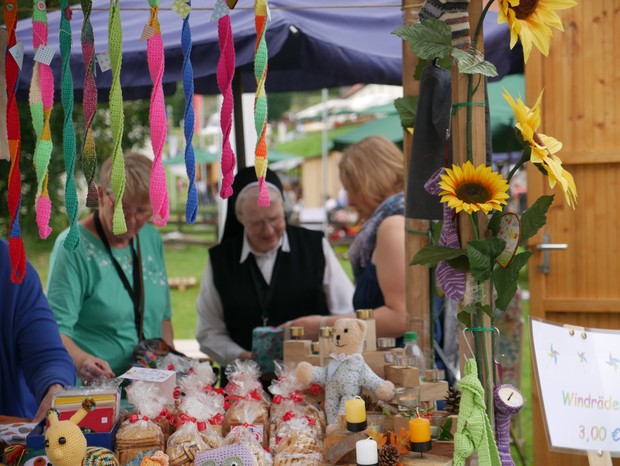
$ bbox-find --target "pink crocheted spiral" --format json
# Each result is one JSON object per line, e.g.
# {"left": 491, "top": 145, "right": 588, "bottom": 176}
{"left": 217, "top": 15, "right": 236, "bottom": 199}
{"left": 36, "top": 195, "right": 52, "bottom": 239}
{"left": 147, "top": 31, "right": 169, "bottom": 225}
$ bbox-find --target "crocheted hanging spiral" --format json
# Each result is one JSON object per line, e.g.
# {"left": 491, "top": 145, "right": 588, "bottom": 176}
{"left": 81, "top": 0, "right": 98, "bottom": 208}
{"left": 147, "top": 0, "right": 169, "bottom": 226}
{"left": 217, "top": 3, "right": 236, "bottom": 199}
{"left": 29, "top": 0, "right": 54, "bottom": 239}
{"left": 253, "top": 0, "right": 270, "bottom": 206}
{"left": 4, "top": 0, "right": 27, "bottom": 283}
{"left": 182, "top": 0, "right": 197, "bottom": 223}
{"left": 0, "top": 29, "right": 9, "bottom": 161}
{"left": 59, "top": 0, "right": 80, "bottom": 250}
{"left": 108, "top": 0, "right": 126, "bottom": 234}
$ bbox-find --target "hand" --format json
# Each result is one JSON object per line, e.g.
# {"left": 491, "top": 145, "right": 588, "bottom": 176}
{"left": 282, "top": 315, "right": 322, "bottom": 341}
{"left": 33, "top": 384, "right": 64, "bottom": 424}
{"left": 239, "top": 351, "right": 257, "bottom": 361}
{"left": 79, "top": 356, "right": 114, "bottom": 385}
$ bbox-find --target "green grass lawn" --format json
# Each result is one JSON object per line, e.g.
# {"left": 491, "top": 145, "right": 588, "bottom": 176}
{"left": 23, "top": 231, "right": 532, "bottom": 464}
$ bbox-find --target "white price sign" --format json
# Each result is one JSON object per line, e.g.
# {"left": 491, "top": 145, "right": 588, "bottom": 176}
{"left": 531, "top": 319, "right": 620, "bottom": 453}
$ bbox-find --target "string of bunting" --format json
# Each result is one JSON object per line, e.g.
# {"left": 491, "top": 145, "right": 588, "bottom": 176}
{"left": 81, "top": 0, "right": 99, "bottom": 208}
{"left": 145, "top": 0, "right": 170, "bottom": 226}
{"left": 108, "top": 0, "right": 127, "bottom": 235}
{"left": 177, "top": 0, "right": 198, "bottom": 223}
{"left": 29, "top": 0, "right": 54, "bottom": 239}
{"left": 4, "top": 0, "right": 27, "bottom": 283}
{"left": 59, "top": 0, "right": 80, "bottom": 250}
{"left": 253, "top": 0, "right": 270, "bottom": 206}
{"left": 214, "top": 0, "right": 236, "bottom": 199}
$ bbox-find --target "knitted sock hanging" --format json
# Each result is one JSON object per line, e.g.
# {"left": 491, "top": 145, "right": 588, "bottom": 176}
{"left": 108, "top": 0, "right": 127, "bottom": 235}
{"left": 146, "top": 0, "right": 169, "bottom": 226}
{"left": 0, "top": 28, "right": 9, "bottom": 161}
{"left": 4, "top": 0, "right": 27, "bottom": 283}
{"left": 493, "top": 384, "right": 523, "bottom": 466}
{"left": 214, "top": 0, "right": 236, "bottom": 200}
{"left": 81, "top": 0, "right": 98, "bottom": 208}
{"left": 419, "top": 0, "right": 471, "bottom": 49}
{"left": 181, "top": 0, "right": 197, "bottom": 223}
{"left": 30, "top": 0, "right": 54, "bottom": 239}
{"left": 453, "top": 359, "right": 501, "bottom": 466}
{"left": 253, "top": 0, "right": 270, "bottom": 206}
{"left": 59, "top": 0, "right": 80, "bottom": 250}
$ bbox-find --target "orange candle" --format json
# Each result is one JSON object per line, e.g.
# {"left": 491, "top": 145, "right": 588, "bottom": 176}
{"left": 409, "top": 417, "right": 431, "bottom": 443}
{"left": 345, "top": 396, "right": 367, "bottom": 424}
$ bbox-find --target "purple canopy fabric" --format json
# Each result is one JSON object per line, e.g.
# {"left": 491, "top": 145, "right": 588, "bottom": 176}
{"left": 15, "top": 0, "right": 520, "bottom": 101}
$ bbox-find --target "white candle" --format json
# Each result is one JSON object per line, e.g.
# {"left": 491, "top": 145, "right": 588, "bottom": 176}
{"left": 498, "top": 386, "right": 524, "bottom": 408}
{"left": 356, "top": 438, "right": 378, "bottom": 465}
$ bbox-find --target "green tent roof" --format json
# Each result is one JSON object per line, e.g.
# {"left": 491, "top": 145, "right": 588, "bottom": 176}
{"left": 331, "top": 114, "right": 403, "bottom": 152}
{"left": 164, "top": 147, "right": 220, "bottom": 166}
{"left": 488, "top": 74, "right": 525, "bottom": 154}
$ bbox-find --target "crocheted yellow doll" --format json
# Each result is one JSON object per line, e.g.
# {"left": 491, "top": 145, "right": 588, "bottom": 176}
{"left": 45, "top": 398, "right": 119, "bottom": 466}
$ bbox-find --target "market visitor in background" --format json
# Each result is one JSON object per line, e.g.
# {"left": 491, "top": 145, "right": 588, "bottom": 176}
{"left": 196, "top": 167, "right": 354, "bottom": 368}
{"left": 0, "top": 238, "right": 75, "bottom": 421}
{"left": 338, "top": 135, "right": 407, "bottom": 338}
{"left": 47, "top": 152, "right": 174, "bottom": 382}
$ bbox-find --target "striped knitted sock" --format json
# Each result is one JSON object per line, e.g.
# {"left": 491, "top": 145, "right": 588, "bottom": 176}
{"left": 419, "top": 0, "right": 471, "bottom": 49}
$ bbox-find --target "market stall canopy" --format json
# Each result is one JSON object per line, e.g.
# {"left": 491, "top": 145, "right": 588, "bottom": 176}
{"left": 330, "top": 114, "right": 403, "bottom": 152}
{"left": 15, "top": 1, "right": 522, "bottom": 101}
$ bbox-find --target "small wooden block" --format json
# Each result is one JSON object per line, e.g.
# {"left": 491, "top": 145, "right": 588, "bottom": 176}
{"left": 420, "top": 380, "right": 449, "bottom": 402}
{"left": 385, "top": 365, "right": 420, "bottom": 387}
{"left": 283, "top": 339, "right": 312, "bottom": 364}
{"left": 306, "top": 355, "right": 321, "bottom": 366}
{"left": 362, "top": 350, "right": 389, "bottom": 378}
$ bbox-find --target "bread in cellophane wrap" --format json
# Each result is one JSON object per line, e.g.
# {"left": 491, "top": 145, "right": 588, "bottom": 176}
{"left": 223, "top": 360, "right": 270, "bottom": 447}
{"left": 178, "top": 361, "right": 218, "bottom": 397}
{"left": 267, "top": 362, "right": 325, "bottom": 437}
{"left": 116, "top": 381, "right": 165, "bottom": 465}
{"left": 272, "top": 416, "right": 323, "bottom": 466}
{"left": 223, "top": 425, "right": 273, "bottom": 466}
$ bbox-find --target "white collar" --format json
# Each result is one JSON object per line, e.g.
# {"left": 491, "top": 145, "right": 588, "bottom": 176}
{"left": 239, "top": 230, "right": 290, "bottom": 263}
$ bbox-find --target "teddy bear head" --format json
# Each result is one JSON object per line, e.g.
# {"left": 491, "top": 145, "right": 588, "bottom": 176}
{"left": 332, "top": 318, "right": 367, "bottom": 356}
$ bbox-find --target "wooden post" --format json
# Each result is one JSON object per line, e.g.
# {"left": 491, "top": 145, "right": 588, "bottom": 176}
{"left": 402, "top": 0, "right": 432, "bottom": 370}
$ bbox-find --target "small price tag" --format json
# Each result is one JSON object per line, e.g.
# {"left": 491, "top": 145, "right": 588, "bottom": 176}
{"left": 34, "top": 44, "right": 55, "bottom": 65}
{"left": 140, "top": 24, "right": 156, "bottom": 41}
{"left": 211, "top": 0, "right": 229, "bottom": 21}
{"left": 171, "top": 0, "right": 191, "bottom": 19}
{"left": 96, "top": 51, "right": 111, "bottom": 72}
{"left": 9, "top": 41, "right": 24, "bottom": 70}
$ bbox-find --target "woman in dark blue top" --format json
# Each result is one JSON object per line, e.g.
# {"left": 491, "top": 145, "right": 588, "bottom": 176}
{"left": 339, "top": 136, "right": 407, "bottom": 338}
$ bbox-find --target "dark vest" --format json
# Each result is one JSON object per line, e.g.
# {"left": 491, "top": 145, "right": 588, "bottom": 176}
{"left": 209, "top": 225, "right": 329, "bottom": 351}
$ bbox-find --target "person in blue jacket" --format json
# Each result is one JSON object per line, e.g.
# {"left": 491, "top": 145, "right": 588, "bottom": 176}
{"left": 0, "top": 238, "right": 75, "bottom": 421}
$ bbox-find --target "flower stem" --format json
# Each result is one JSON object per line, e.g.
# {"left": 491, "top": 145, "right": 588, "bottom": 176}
{"left": 468, "top": 213, "right": 480, "bottom": 240}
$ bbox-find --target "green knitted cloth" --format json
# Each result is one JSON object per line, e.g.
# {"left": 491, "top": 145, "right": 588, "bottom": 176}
{"left": 453, "top": 359, "right": 501, "bottom": 466}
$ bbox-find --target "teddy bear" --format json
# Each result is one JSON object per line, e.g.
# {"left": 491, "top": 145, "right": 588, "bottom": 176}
{"left": 295, "top": 318, "right": 394, "bottom": 429}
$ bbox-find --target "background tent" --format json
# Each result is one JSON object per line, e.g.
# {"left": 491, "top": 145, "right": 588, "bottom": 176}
{"left": 16, "top": 1, "right": 522, "bottom": 101}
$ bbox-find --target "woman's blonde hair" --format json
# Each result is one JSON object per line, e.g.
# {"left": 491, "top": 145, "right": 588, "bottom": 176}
{"left": 99, "top": 152, "right": 152, "bottom": 204}
{"left": 339, "top": 136, "right": 404, "bottom": 213}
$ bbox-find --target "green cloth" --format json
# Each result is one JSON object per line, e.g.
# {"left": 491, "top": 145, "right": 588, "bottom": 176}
{"left": 47, "top": 223, "right": 172, "bottom": 375}
{"left": 453, "top": 359, "right": 501, "bottom": 466}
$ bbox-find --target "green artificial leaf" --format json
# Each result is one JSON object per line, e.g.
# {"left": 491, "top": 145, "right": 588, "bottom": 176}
{"left": 488, "top": 211, "right": 503, "bottom": 236}
{"left": 446, "top": 255, "right": 470, "bottom": 272}
{"left": 439, "top": 417, "right": 454, "bottom": 441}
{"left": 520, "top": 195, "right": 554, "bottom": 245}
{"left": 410, "top": 244, "right": 467, "bottom": 267}
{"left": 480, "top": 303, "right": 494, "bottom": 318}
{"left": 393, "top": 20, "right": 452, "bottom": 60}
{"left": 394, "top": 96, "right": 418, "bottom": 130}
{"left": 457, "top": 310, "right": 473, "bottom": 327}
{"left": 494, "top": 251, "right": 532, "bottom": 310}
{"left": 451, "top": 48, "right": 498, "bottom": 77}
{"left": 467, "top": 238, "right": 505, "bottom": 281}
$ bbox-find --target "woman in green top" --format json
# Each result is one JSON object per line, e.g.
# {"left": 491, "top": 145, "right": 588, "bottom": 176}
{"left": 47, "top": 152, "right": 174, "bottom": 382}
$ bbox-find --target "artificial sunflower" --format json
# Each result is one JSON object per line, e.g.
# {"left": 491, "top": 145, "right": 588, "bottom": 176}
{"left": 503, "top": 89, "right": 578, "bottom": 207}
{"left": 497, "top": 0, "right": 577, "bottom": 63}
{"left": 439, "top": 161, "right": 510, "bottom": 215}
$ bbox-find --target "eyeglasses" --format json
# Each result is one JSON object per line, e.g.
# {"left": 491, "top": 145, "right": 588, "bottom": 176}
{"left": 244, "top": 215, "right": 284, "bottom": 232}
{"left": 105, "top": 192, "right": 152, "bottom": 221}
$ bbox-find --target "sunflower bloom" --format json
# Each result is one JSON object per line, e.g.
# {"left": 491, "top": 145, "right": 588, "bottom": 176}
{"left": 497, "top": 0, "right": 577, "bottom": 63}
{"left": 503, "top": 88, "right": 578, "bottom": 207}
{"left": 439, "top": 162, "right": 510, "bottom": 215}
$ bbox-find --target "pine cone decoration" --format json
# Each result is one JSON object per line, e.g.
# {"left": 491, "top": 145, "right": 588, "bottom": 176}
{"left": 378, "top": 444, "right": 400, "bottom": 466}
{"left": 444, "top": 386, "right": 461, "bottom": 415}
